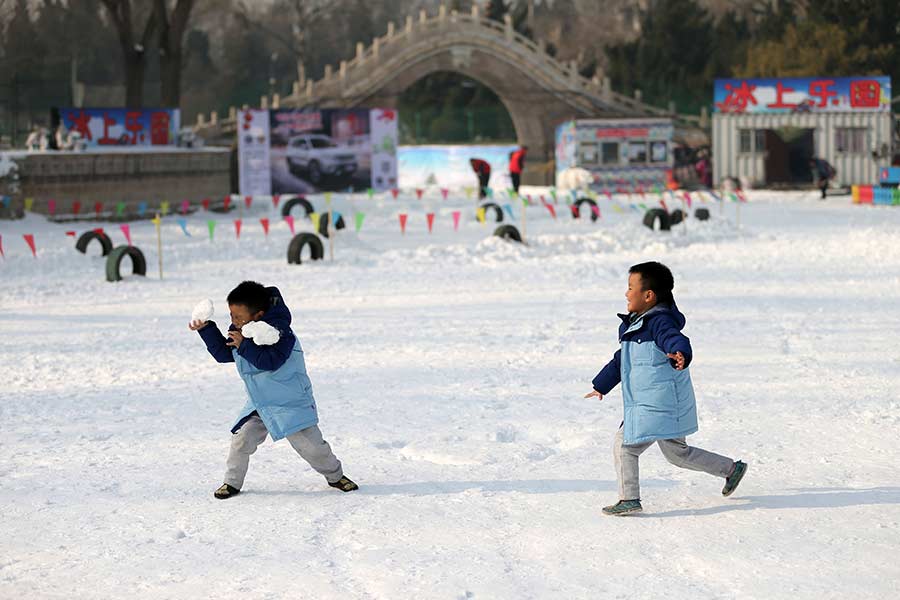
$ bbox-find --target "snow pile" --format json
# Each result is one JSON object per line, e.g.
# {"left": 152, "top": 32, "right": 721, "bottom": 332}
{"left": 190, "top": 298, "right": 214, "bottom": 322}
{"left": 556, "top": 166, "right": 593, "bottom": 191}
{"left": 241, "top": 320, "right": 280, "bottom": 345}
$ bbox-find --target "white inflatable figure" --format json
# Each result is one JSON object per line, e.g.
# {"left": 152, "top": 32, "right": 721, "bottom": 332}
{"left": 25, "top": 130, "right": 42, "bottom": 151}
{"left": 556, "top": 167, "right": 594, "bottom": 191}
{"left": 55, "top": 124, "right": 70, "bottom": 150}
{"left": 191, "top": 298, "right": 214, "bottom": 322}
{"left": 241, "top": 320, "right": 280, "bottom": 345}
{"left": 69, "top": 131, "right": 87, "bottom": 152}
{"left": 38, "top": 128, "right": 50, "bottom": 151}
{"left": 0, "top": 154, "right": 17, "bottom": 179}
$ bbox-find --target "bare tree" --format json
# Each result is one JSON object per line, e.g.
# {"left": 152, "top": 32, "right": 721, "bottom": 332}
{"left": 155, "top": 0, "right": 195, "bottom": 108}
{"left": 99, "top": 0, "right": 156, "bottom": 107}
{"left": 234, "top": 0, "right": 329, "bottom": 85}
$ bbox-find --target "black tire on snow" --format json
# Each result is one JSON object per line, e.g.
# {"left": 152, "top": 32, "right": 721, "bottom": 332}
{"left": 694, "top": 207, "right": 711, "bottom": 221}
{"left": 493, "top": 224, "right": 522, "bottom": 243}
{"left": 281, "top": 196, "right": 314, "bottom": 218}
{"left": 573, "top": 198, "right": 599, "bottom": 221}
{"left": 75, "top": 230, "right": 113, "bottom": 256}
{"left": 287, "top": 233, "right": 325, "bottom": 264}
{"left": 642, "top": 208, "right": 672, "bottom": 231}
{"left": 105, "top": 245, "right": 147, "bottom": 282}
{"left": 479, "top": 202, "right": 504, "bottom": 223}
{"left": 669, "top": 209, "right": 684, "bottom": 225}
{"left": 316, "top": 211, "right": 346, "bottom": 238}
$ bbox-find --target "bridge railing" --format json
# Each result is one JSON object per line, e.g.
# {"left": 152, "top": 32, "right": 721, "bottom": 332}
{"left": 313, "top": 14, "right": 570, "bottom": 103}
{"left": 347, "top": 12, "right": 580, "bottom": 90}
{"left": 310, "top": 8, "right": 673, "bottom": 117}
{"left": 196, "top": 5, "right": 678, "bottom": 138}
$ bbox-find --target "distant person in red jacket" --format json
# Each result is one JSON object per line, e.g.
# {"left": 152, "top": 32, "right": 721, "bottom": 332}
{"left": 509, "top": 145, "right": 528, "bottom": 194}
{"left": 694, "top": 151, "right": 712, "bottom": 188}
{"left": 470, "top": 157, "right": 491, "bottom": 199}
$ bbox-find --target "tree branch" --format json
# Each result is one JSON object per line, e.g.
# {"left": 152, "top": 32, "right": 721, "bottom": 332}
{"left": 100, "top": 0, "right": 131, "bottom": 47}
{"left": 233, "top": 0, "right": 330, "bottom": 59}
{"left": 140, "top": 9, "right": 157, "bottom": 49}
{"left": 234, "top": 9, "right": 300, "bottom": 57}
{"left": 170, "top": 0, "right": 195, "bottom": 44}
{"left": 153, "top": 0, "right": 169, "bottom": 51}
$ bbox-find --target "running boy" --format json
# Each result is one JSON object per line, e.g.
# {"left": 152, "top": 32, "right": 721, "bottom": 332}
{"left": 190, "top": 281, "right": 358, "bottom": 499}
{"left": 585, "top": 262, "right": 746, "bottom": 515}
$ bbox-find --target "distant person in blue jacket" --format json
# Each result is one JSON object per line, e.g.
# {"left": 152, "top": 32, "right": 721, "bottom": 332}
{"left": 585, "top": 262, "right": 746, "bottom": 515}
{"left": 189, "top": 281, "right": 358, "bottom": 499}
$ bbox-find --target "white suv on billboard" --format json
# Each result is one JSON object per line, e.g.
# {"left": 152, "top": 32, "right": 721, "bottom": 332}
{"left": 285, "top": 134, "right": 357, "bottom": 184}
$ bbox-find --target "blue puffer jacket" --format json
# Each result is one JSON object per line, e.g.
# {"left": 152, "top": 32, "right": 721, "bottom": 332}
{"left": 198, "top": 287, "right": 319, "bottom": 440}
{"left": 592, "top": 302, "right": 698, "bottom": 445}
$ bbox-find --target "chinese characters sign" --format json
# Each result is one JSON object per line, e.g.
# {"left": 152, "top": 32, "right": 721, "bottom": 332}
{"left": 60, "top": 108, "right": 181, "bottom": 147}
{"left": 713, "top": 77, "right": 891, "bottom": 114}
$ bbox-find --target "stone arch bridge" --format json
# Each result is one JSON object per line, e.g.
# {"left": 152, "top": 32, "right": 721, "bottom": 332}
{"left": 196, "top": 5, "right": 678, "bottom": 185}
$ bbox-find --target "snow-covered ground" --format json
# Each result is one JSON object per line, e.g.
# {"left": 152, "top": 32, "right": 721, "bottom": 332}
{"left": 2, "top": 189, "right": 899, "bottom": 599}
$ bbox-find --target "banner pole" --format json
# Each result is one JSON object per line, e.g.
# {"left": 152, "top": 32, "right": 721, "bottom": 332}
{"left": 521, "top": 196, "right": 527, "bottom": 243}
{"left": 154, "top": 212, "right": 163, "bottom": 280}
{"left": 327, "top": 197, "right": 334, "bottom": 261}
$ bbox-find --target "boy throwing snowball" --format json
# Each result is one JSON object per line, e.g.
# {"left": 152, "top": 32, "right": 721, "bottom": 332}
{"left": 586, "top": 262, "right": 746, "bottom": 515}
{"left": 189, "top": 281, "right": 358, "bottom": 499}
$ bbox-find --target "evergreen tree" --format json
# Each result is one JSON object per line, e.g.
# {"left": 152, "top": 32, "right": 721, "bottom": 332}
{"left": 605, "top": 0, "right": 717, "bottom": 114}
{"left": 485, "top": 0, "right": 505, "bottom": 22}
{"left": 736, "top": 21, "right": 891, "bottom": 78}
{"left": 2, "top": 0, "right": 50, "bottom": 137}
{"left": 810, "top": 0, "right": 898, "bottom": 85}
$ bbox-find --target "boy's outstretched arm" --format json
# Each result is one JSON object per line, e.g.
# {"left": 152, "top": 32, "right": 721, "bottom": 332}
{"left": 591, "top": 349, "right": 622, "bottom": 394}
{"left": 650, "top": 316, "right": 693, "bottom": 369}
{"left": 195, "top": 321, "right": 236, "bottom": 363}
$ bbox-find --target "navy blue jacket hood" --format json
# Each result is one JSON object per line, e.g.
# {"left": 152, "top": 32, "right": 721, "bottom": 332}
{"left": 618, "top": 301, "right": 686, "bottom": 338}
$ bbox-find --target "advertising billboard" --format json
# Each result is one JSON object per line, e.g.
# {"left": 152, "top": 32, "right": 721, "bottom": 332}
{"left": 238, "top": 108, "right": 398, "bottom": 196}
{"left": 59, "top": 108, "right": 181, "bottom": 147}
{"left": 714, "top": 77, "right": 891, "bottom": 114}
{"left": 397, "top": 144, "right": 517, "bottom": 189}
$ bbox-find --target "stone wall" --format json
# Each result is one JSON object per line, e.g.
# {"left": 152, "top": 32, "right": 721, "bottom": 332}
{"left": 1, "top": 149, "right": 231, "bottom": 219}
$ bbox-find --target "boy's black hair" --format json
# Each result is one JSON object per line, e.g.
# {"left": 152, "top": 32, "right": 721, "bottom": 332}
{"left": 629, "top": 261, "right": 675, "bottom": 305}
{"left": 227, "top": 280, "right": 270, "bottom": 314}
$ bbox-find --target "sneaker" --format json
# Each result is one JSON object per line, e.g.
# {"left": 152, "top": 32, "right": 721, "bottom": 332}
{"left": 214, "top": 483, "right": 240, "bottom": 499}
{"left": 722, "top": 461, "right": 748, "bottom": 497}
{"left": 602, "top": 499, "right": 642, "bottom": 516}
{"left": 328, "top": 476, "right": 359, "bottom": 492}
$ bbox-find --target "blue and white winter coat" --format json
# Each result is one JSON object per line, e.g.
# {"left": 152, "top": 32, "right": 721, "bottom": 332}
{"left": 592, "top": 302, "right": 698, "bottom": 445}
{"left": 198, "top": 287, "right": 319, "bottom": 440}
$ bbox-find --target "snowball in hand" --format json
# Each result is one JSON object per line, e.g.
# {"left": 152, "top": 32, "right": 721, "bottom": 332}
{"left": 191, "top": 299, "right": 214, "bottom": 322}
{"left": 241, "top": 321, "right": 280, "bottom": 345}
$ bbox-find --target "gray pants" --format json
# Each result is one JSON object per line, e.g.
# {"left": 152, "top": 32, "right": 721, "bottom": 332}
{"left": 614, "top": 424, "right": 734, "bottom": 500}
{"left": 224, "top": 415, "right": 343, "bottom": 489}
